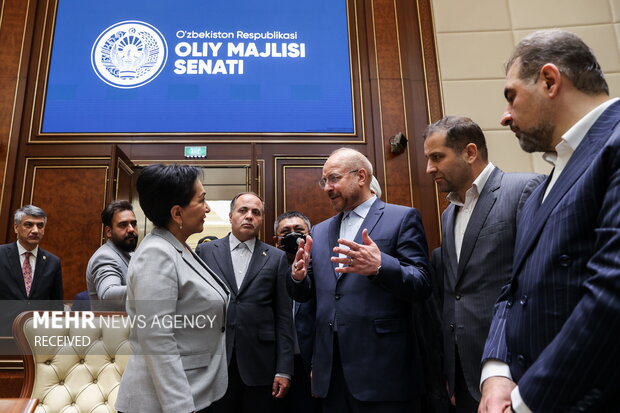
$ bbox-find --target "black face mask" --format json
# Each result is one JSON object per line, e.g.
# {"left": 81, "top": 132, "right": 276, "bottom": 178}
{"left": 278, "top": 232, "right": 306, "bottom": 255}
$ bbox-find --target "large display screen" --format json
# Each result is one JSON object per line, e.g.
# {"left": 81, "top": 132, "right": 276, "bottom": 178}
{"left": 41, "top": 0, "right": 354, "bottom": 134}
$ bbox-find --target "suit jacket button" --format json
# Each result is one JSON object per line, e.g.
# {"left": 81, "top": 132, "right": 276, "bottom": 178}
{"left": 455, "top": 294, "right": 462, "bottom": 300}
{"left": 507, "top": 297, "right": 514, "bottom": 307}
{"left": 335, "top": 293, "right": 342, "bottom": 300}
{"left": 449, "top": 323, "right": 455, "bottom": 331}
{"left": 519, "top": 295, "right": 528, "bottom": 305}
{"left": 221, "top": 327, "right": 225, "bottom": 333}
{"left": 558, "top": 254, "right": 572, "bottom": 267}
{"left": 517, "top": 354, "right": 526, "bottom": 365}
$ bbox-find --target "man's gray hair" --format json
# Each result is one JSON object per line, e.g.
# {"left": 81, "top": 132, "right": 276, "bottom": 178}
{"left": 507, "top": 29, "right": 608, "bottom": 96}
{"left": 14, "top": 205, "right": 47, "bottom": 225}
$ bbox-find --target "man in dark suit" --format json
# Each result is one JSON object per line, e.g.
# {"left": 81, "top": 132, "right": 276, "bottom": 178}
{"left": 273, "top": 210, "right": 320, "bottom": 413}
{"left": 288, "top": 148, "right": 431, "bottom": 413}
{"left": 196, "top": 192, "right": 294, "bottom": 413}
{"left": 479, "top": 30, "right": 620, "bottom": 413}
{"left": 0, "top": 205, "right": 63, "bottom": 335}
{"left": 423, "top": 116, "right": 543, "bottom": 413}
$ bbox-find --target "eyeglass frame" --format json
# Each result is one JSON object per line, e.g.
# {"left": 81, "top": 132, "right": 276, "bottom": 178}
{"left": 318, "top": 169, "right": 359, "bottom": 189}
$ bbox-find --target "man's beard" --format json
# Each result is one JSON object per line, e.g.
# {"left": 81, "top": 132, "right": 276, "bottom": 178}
{"left": 516, "top": 121, "right": 555, "bottom": 153}
{"left": 113, "top": 234, "right": 138, "bottom": 252}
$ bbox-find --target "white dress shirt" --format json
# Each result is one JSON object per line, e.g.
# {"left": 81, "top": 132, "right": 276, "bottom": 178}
{"left": 229, "top": 234, "right": 256, "bottom": 289}
{"left": 17, "top": 242, "right": 38, "bottom": 276}
{"left": 447, "top": 162, "right": 495, "bottom": 262}
{"left": 338, "top": 195, "right": 377, "bottom": 268}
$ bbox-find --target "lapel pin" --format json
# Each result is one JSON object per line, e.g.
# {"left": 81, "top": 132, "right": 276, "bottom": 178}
{"left": 262, "top": 251, "right": 267, "bottom": 256}
{"left": 42, "top": 255, "right": 46, "bottom": 260}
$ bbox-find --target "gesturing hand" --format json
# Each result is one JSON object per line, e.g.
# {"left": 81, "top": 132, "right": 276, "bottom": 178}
{"left": 292, "top": 235, "right": 313, "bottom": 281}
{"left": 332, "top": 229, "right": 381, "bottom": 276}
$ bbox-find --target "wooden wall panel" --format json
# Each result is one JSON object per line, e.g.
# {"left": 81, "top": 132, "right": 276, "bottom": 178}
{"left": 29, "top": 166, "right": 107, "bottom": 300}
{"left": 274, "top": 157, "right": 334, "bottom": 230}
{"left": 368, "top": 0, "right": 414, "bottom": 207}
{"left": 0, "top": 0, "right": 34, "bottom": 237}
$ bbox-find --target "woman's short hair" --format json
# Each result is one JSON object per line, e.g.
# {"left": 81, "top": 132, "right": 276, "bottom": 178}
{"left": 137, "top": 164, "right": 200, "bottom": 228}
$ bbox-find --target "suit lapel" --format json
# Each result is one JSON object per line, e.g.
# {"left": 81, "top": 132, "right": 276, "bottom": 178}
{"left": 328, "top": 212, "right": 343, "bottom": 280}
{"left": 212, "top": 236, "right": 238, "bottom": 295}
{"left": 513, "top": 101, "right": 620, "bottom": 273}
{"left": 456, "top": 168, "right": 501, "bottom": 282}
{"left": 7, "top": 243, "right": 27, "bottom": 298}
{"left": 356, "top": 199, "right": 384, "bottom": 242}
{"left": 29, "top": 249, "right": 49, "bottom": 297}
{"left": 442, "top": 205, "right": 459, "bottom": 288}
{"left": 237, "top": 239, "right": 269, "bottom": 295}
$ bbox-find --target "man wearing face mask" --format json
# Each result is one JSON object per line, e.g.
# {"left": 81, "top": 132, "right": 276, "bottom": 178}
{"left": 86, "top": 200, "right": 139, "bottom": 311}
{"left": 274, "top": 211, "right": 321, "bottom": 413}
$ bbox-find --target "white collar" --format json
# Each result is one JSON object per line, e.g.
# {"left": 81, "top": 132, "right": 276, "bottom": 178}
{"left": 229, "top": 233, "right": 256, "bottom": 254}
{"left": 16, "top": 242, "right": 38, "bottom": 258}
{"left": 447, "top": 162, "right": 495, "bottom": 206}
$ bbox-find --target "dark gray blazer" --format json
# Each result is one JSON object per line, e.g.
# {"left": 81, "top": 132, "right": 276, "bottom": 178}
{"left": 196, "top": 235, "right": 294, "bottom": 386}
{"left": 439, "top": 167, "right": 543, "bottom": 400}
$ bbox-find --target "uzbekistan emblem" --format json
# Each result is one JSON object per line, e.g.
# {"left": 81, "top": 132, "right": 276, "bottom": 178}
{"left": 91, "top": 21, "right": 168, "bottom": 89}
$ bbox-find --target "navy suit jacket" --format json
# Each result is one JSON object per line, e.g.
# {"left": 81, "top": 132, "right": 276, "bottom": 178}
{"left": 440, "top": 168, "right": 543, "bottom": 400}
{"left": 0, "top": 242, "right": 63, "bottom": 335}
{"left": 288, "top": 199, "right": 431, "bottom": 402}
{"left": 483, "top": 100, "right": 620, "bottom": 412}
{"left": 294, "top": 298, "right": 316, "bottom": 372}
{"left": 196, "top": 235, "right": 294, "bottom": 386}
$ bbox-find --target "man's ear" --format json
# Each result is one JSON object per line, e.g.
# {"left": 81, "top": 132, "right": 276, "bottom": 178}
{"left": 464, "top": 143, "right": 479, "bottom": 164}
{"left": 104, "top": 225, "right": 112, "bottom": 239}
{"left": 540, "top": 63, "right": 562, "bottom": 98}
{"left": 358, "top": 168, "right": 369, "bottom": 187}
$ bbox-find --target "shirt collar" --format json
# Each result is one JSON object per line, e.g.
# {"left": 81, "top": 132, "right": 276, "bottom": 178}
{"left": 344, "top": 195, "right": 377, "bottom": 220}
{"left": 543, "top": 97, "right": 619, "bottom": 166}
{"left": 17, "top": 242, "right": 38, "bottom": 258}
{"left": 447, "top": 162, "right": 495, "bottom": 206}
{"left": 229, "top": 233, "right": 256, "bottom": 254}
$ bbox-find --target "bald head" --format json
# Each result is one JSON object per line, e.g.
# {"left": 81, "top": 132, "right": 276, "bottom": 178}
{"left": 322, "top": 148, "right": 374, "bottom": 211}
{"left": 328, "top": 148, "right": 373, "bottom": 185}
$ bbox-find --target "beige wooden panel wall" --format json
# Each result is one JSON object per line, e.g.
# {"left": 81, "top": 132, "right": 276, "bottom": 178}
{"left": 431, "top": 0, "right": 620, "bottom": 174}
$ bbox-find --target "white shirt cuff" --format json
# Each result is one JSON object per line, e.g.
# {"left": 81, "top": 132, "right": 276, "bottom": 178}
{"left": 275, "top": 373, "right": 291, "bottom": 380}
{"left": 480, "top": 360, "right": 512, "bottom": 391}
{"left": 511, "top": 386, "right": 532, "bottom": 413}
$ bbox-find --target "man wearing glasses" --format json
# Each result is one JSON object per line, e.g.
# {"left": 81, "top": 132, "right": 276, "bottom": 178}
{"left": 288, "top": 147, "right": 432, "bottom": 413}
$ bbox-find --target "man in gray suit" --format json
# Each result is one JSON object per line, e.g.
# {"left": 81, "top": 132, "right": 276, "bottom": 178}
{"left": 197, "top": 192, "right": 294, "bottom": 413}
{"left": 423, "top": 116, "right": 543, "bottom": 413}
{"left": 86, "top": 200, "right": 138, "bottom": 311}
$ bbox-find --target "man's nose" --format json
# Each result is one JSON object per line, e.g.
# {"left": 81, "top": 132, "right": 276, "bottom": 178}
{"left": 426, "top": 160, "right": 436, "bottom": 175}
{"left": 500, "top": 111, "right": 513, "bottom": 127}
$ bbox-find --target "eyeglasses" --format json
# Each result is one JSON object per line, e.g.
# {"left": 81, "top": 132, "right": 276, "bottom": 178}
{"left": 318, "top": 169, "right": 359, "bottom": 189}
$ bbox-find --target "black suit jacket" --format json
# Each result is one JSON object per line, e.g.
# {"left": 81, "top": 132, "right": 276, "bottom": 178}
{"left": 196, "top": 235, "right": 294, "bottom": 386}
{"left": 0, "top": 242, "right": 63, "bottom": 335}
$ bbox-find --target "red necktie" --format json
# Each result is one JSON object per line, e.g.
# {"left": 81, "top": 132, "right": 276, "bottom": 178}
{"left": 22, "top": 252, "right": 33, "bottom": 296}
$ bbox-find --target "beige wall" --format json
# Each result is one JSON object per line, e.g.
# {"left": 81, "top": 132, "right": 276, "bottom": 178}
{"left": 431, "top": 0, "right": 620, "bottom": 174}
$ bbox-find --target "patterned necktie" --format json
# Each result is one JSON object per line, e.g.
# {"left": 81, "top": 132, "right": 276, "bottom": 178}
{"left": 22, "top": 251, "right": 33, "bottom": 296}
